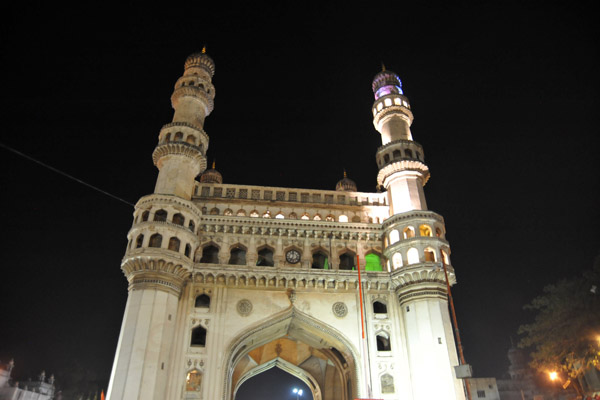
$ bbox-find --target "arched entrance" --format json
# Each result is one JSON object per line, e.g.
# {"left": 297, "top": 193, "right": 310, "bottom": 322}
{"left": 234, "top": 358, "right": 315, "bottom": 399}
{"left": 223, "top": 307, "right": 360, "bottom": 400}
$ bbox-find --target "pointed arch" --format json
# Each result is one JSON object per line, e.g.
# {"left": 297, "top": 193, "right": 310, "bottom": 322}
{"left": 222, "top": 307, "right": 360, "bottom": 400}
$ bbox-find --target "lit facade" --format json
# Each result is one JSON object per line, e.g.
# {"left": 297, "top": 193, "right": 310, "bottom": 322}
{"left": 106, "top": 51, "right": 466, "bottom": 400}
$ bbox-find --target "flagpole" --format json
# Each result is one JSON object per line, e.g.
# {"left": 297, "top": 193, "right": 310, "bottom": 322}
{"left": 356, "top": 254, "right": 372, "bottom": 398}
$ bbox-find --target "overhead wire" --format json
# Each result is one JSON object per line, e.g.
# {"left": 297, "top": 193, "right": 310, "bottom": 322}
{"left": 0, "top": 141, "right": 135, "bottom": 207}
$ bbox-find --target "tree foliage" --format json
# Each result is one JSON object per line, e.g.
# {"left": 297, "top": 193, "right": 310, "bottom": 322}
{"left": 518, "top": 256, "right": 600, "bottom": 380}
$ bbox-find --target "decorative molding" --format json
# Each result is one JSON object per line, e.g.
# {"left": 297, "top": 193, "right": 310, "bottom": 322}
{"left": 332, "top": 302, "right": 348, "bottom": 318}
{"left": 236, "top": 299, "right": 253, "bottom": 316}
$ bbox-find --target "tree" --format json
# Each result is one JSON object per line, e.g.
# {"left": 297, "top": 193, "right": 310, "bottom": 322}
{"left": 518, "top": 256, "right": 600, "bottom": 394}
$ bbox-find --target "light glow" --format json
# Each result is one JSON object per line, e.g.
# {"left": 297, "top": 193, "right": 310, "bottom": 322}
{"left": 549, "top": 371, "right": 558, "bottom": 381}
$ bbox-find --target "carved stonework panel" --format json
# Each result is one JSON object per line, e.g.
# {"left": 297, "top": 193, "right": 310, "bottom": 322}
{"left": 237, "top": 299, "right": 253, "bottom": 316}
{"left": 332, "top": 302, "right": 348, "bottom": 318}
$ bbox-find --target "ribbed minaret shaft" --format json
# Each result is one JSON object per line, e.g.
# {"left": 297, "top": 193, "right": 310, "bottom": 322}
{"left": 152, "top": 51, "right": 214, "bottom": 199}
{"left": 372, "top": 69, "right": 430, "bottom": 214}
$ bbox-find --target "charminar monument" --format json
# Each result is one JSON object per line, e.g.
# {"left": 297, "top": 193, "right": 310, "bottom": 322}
{"left": 106, "top": 49, "right": 469, "bottom": 400}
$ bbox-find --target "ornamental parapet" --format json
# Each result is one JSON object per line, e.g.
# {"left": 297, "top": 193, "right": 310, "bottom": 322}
{"left": 391, "top": 262, "right": 456, "bottom": 289}
{"left": 191, "top": 264, "right": 392, "bottom": 292}
{"left": 377, "top": 160, "right": 430, "bottom": 186}
{"left": 381, "top": 210, "right": 445, "bottom": 229}
{"left": 171, "top": 85, "right": 214, "bottom": 114}
{"left": 198, "top": 215, "right": 383, "bottom": 241}
{"left": 159, "top": 122, "right": 209, "bottom": 149}
{"left": 373, "top": 104, "right": 413, "bottom": 128}
{"left": 152, "top": 142, "right": 207, "bottom": 170}
{"left": 136, "top": 194, "right": 203, "bottom": 220}
{"left": 121, "top": 251, "right": 193, "bottom": 296}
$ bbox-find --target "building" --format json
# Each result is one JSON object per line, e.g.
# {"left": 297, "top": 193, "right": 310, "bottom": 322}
{"left": 106, "top": 50, "right": 468, "bottom": 400}
{"left": 0, "top": 360, "right": 56, "bottom": 400}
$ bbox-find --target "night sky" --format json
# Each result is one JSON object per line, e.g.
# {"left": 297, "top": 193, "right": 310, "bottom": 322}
{"left": 1, "top": 2, "right": 598, "bottom": 397}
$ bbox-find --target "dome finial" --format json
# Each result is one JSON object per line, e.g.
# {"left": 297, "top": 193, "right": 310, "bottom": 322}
{"left": 381, "top": 62, "right": 386, "bottom": 71}
{"left": 212, "top": 159, "right": 216, "bottom": 169}
{"left": 343, "top": 169, "right": 347, "bottom": 178}
{"left": 202, "top": 46, "right": 206, "bottom": 54}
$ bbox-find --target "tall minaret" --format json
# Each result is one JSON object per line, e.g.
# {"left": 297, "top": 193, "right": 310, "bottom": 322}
{"left": 373, "top": 69, "right": 466, "bottom": 399}
{"left": 106, "top": 51, "right": 214, "bottom": 400}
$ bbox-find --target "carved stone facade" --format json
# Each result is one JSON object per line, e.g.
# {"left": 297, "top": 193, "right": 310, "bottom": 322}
{"left": 106, "top": 52, "right": 466, "bottom": 400}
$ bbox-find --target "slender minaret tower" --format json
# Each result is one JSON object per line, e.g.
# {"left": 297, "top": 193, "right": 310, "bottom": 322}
{"left": 106, "top": 51, "right": 214, "bottom": 400}
{"left": 373, "top": 68, "right": 466, "bottom": 399}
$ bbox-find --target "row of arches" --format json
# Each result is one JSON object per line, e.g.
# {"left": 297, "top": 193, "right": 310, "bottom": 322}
{"left": 136, "top": 208, "right": 196, "bottom": 233}
{"left": 386, "top": 223, "right": 443, "bottom": 246}
{"left": 160, "top": 130, "right": 204, "bottom": 149}
{"left": 199, "top": 244, "right": 384, "bottom": 271}
{"left": 390, "top": 246, "right": 450, "bottom": 269}
{"left": 202, "top": 207, "right": 374, "bottom": 223}
{"left": 132, "top": 233, "right": 193, "bottom": 258}
{"left": 378, "top": 146, "right": 423, "bottom": 168}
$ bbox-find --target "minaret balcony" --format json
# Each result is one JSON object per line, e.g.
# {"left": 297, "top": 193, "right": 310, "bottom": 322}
{"left": 159, "top": 122, "right": 209, "bottom": 150}
{"left": 170, "top": 84, "right": 214, "bottom": 114}
{"left": 376, "top": 160, "right": 430, "bottom": 187}
{"left": 376, "top": 139, "right": 425, "bottom": 169}
{"left": 152, "top": 141, "right": 207, "bottom": 171}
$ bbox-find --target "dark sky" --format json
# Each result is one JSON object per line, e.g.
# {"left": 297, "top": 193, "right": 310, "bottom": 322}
{"left": 1, "top": 1, "right": 598, "bottom": 395}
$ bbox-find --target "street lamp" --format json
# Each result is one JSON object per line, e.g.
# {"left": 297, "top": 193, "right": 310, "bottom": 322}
{"left": 292, "top": 387, "right": 303, "bottom": 400}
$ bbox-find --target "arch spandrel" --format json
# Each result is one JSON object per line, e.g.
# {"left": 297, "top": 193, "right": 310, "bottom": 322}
{"left": 222, "top": 306, "right": 361, "bottom": 400}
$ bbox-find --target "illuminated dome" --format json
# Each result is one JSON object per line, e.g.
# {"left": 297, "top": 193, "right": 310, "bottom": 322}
{"left": 199, "top": 162, "right": 222, "bottom": 184}
{"left": 372, "top": 67, "right": 403, "bottom": 100}
{"left": 336, "top": 171, "right": 357, "bottom": 192}
{"left": 184, "top": 49, "right": 215, "bottom": 77}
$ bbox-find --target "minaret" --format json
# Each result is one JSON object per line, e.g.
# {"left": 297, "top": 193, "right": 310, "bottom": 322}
{"left": 373, "top": 68, "right": 466, "bottom": 399}
{"left": 106, "top": 51, "right": 214, "bottom": 400}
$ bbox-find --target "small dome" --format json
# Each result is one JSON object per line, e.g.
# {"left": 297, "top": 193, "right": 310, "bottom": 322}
{"left": 184, "top": 49, "right": 215, "bottom": 77}
{"left": 199, "top": 162, "right": 222, "bottom": 184}
{"left": 372, "top": 67, "right": 403, "bottom": 100}
{"left": 336, "top": 171, "right": 357, "bottom": 192}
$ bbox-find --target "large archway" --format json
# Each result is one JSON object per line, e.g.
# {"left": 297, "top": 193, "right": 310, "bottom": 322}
{"left": 234, "top": 358, "right": 314, "bottom": 399}
{"left": 223, "top": 307, "right": 360, "bottom": 400}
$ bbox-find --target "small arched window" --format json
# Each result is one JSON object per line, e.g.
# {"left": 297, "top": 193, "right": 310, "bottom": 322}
{"left": 141, "top": 210, "right": 149, "bottom": 222}
{"left": 154, "top": 209, "right": 167, "bottom": 222}
{"left": 419, "top": 224, "right": 433, "bottom": 237}
{"left": 352, "top": 215, "right": 361, "bottom": 223}
{"left": 229, "top": 247, "right": 246, "bottom": 265}
{"left": 338, "top": 214, "right": 348, "bottom": 222}
{"left": 403, "top": 226, "right": 415, "bottom": 239}
{"left": 164, "top": 132, "right": 171, "bottom": 142}
{"left": 224, "top": 208, "right": 233, "bottom": 216}
{"left": 149, "top": 233, "right": 162, "bottom": 248}
{"left": 424, "top": 248, "right": 436, "bottom": 262}
{"left": 249, "top": 210, "right": 259, "bottom": 218}
{"left": 135, "top": 234, "right": 144, "bottom": 248}
{"left": 313, "top": 214, "right": 322, "bottom": 221}
{"left": 365, "top": 253, "right": 382, "bottom": 271}
{"left": 186, "top": 134, "right": 196, "bottom": 145}
{"left": 373, "top": 301, "right": 388, "bottom": 314}
{"left": 200, "top": 245, "right": 219, "bottom": 263}
{"left": 275, "top": 212, "right": 285, "bottom": 219}
{"left": 405, "top": 149, "right": 413, "bottom": 158}
{"left": 257, "top": 248, "right": 274, "bottom": 267}
{"left": 237, "top": 209, "right": 247, "bottom": 217}
{"left": 392, "top": 149, "right": 401, "bottom": 159}
{"left": 195, "top": 294, "right": 210, "bottom": 308}
{"left": 190, "top": 326, "right": 206, "bottom": 347}
{"left": 339, "top": 252, "right": 355, "bottom": 270}
{"left": 188, "top": 220, "right": 195, "bottom": 232}
{"left": 407, "top": 248, "right": 419, "bottom": 264}
{"left": 289, "top": 212, "right": 298, "bottom": 219}
{"left": 174, "top": 131, "right": 183, "bottom": 141}
{"left": 312, "top": 251, "right": 329, "bottom": 269}
{"left": 185, "top": 244, "right": 191, "bottom": 258}
{"left": 172, "top": 213, "right": 185, "bottom": 226}
{"left": 384, "top": 154, "right": 390, "bottom": 164}
{"left": 376, "top": 334, "right": 391, "bottom": 351}
{"left": 392, "top": 252, "right": 403, "bottom": 269}
{"left": 389, "top": 230, "right": 400, "bottom": 245}
{"left": 435, "top": 227, "right": 443, "bottom": 237}
{"left": 325, "top": 215, "right": 335, "bottom": 222}
{"left": 262, "top": 211, "right": 271, "bottom": 218}
{"left": 301, "top": 213, "right": 310, "bottom": 220}
{"left": 209, "top": 207, "right": 219, "bottom": 215}
{"left": 168, "top": 237, "right": 181, "bottom": 252}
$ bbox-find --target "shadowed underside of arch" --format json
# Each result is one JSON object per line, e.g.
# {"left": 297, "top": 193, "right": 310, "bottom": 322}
{"left": 223, "top": 307, "right": 360, "bottom": 400}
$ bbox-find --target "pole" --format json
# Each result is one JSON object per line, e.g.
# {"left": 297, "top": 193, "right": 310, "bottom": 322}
{"left": 440, "top": 254, "right": 472, "bottom": 400}
{"left": 356, "top": 255, "right": 372, "bottom": 397}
